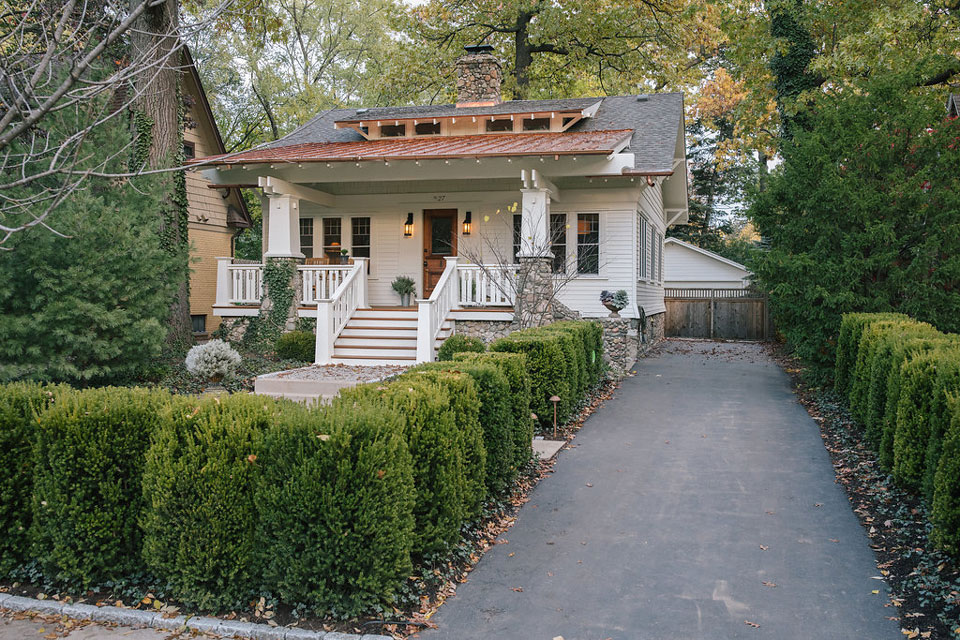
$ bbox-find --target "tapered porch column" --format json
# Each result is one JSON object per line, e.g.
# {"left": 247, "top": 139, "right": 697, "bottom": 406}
{"left": 263, "top": 194, "right": 304, "bottom": 259}
{"left": 518, "top": 187, "right": 552, "bottom": 259}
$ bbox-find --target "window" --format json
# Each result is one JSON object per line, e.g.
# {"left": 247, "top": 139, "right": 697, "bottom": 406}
{"left": 415, "top": 122, "right": 441, "bottom": 135}
{"left": 183, "top": 141, "right": 195, "bottom": 160}
{"left": 637, "top": 214, "right": 648, "bottom": 280}
{"left": 577, "top": 213, "right": 600, "bottom": 275}
{"left": 323, "top": 217, "right": 341, "bottom": 261}
{"left": 513, "top": 214, "right": 522, "bottom": 262}
{"left": 522, "top": 117, "right": 551, "bottom": 131}
{"left": 380, "top": 124, "right": 406, "bottom": 137}
{"left": 486, "top": 118, "right": 513, "bottom": 132}
{"left": 658, "top": 232, "right": 664, "bottom": 282}
{"left": 299, "top": 218, "right": 313, "bottom": 258}
{"left": 351, "top": 217, "right": 371, "bottom": 258}
{"left": 190, "top": 314, "right": 206, "bottom": 334}
{"left": 650, "top": 225, "right": 657, "bottom": 281}
{"left": 550, "top": 213, "right": 567, "bottom": 273}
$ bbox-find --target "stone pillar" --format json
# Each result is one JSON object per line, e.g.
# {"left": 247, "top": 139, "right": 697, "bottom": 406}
{"left": 516, "top": 257, "right": 553, "bottom": 328}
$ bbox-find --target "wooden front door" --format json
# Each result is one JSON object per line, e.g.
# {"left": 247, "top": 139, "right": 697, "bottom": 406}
{"left": 423, "top": 209, "right": 458, "bottom": 297}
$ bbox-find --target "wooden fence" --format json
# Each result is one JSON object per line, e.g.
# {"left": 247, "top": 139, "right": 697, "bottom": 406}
{"left": 664, "top": 288, "right": 771, "bottom": 340}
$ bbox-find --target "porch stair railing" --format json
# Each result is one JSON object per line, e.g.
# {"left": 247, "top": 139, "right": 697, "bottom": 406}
{"left": 315, "top": 258, "right": 368, "bottom": 364}
{"left": 416, "top": 257, "right": 459, "bottom": 362}
{"left": 456, "top": 263, "right": 517, "bottom": 307}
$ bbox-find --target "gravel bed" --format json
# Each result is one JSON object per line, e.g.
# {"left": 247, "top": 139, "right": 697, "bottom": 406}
{"left": 268, "top": 364, "right": 408, "bottom": 383}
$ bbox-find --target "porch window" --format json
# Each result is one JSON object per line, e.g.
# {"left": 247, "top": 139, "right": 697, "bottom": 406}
{"left": 522, "top": 117, "right": 551, "bottom": 131}
{"left": 513, "top": 214, "right": 522, "bottom": 262}
{"left": 323, "top": 217, "right": 341, "bottom": 261}
{"left": 299, "top": 217, "right": 314, "bottom": 258}
{"left": 380, "top": 124, "right": 406, "bottom": 137}
{"left": 577, "top": 213, "right": 600, "bottom": 275}
{"left": 352, "top": 217, "right": 371, "bottom": 273}
{"left": 486, "top": 118, "right": 513, "bottom": 132}
{"left": 550, "top": 213, "right": 567, "bottom": 273}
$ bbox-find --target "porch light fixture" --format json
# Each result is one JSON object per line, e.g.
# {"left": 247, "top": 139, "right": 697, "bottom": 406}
{"left": 404, "top": 212, "right": 414, "bottom": 237}
{"left": 462, "top": 211, "right": 472, "bottom": 236}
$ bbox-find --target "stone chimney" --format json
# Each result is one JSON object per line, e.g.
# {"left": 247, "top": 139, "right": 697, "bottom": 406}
{"left": 455, "top": 45, "right": 502, "bottom": 107}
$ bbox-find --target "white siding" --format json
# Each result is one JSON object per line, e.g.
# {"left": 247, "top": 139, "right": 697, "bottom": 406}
{"left": 664, "top": 240, "right": 751, "bottom": 289}
{"left": 634, "top": 182, "right": 666, "bottom": 316}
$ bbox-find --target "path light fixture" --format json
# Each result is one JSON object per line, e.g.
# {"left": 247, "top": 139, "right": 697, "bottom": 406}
{"left": 404, "top": 212, "right": 414, "bottom": 237}
{"left": 462, "top": 210, "right": 472, "bottom": 236}
{"left": 550, "top": 395, "right": 561, "bottom": 439}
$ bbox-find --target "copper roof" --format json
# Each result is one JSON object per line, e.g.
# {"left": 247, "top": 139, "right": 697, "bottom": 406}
{"left": 193, "top": 129, "right": 634, "bottom": 166}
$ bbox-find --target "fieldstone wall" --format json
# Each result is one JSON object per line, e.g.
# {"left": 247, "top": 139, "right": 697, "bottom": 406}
{"left": 517, "top": 257, "right": 554, "bottom": 328}
{"left": 454, "top": 320, "right": 514, "bottom": 344}
{"left": 646, "top": 312, "right": 665, "bottom": 344}
{"left": 553, "top": 300, "right": 580, "bottom": 322}
{"left": 598, "top": 317, "right": 640, "bottom": 378}
{"left": 216, "top": 317, "right": 251, "bottom": 343}
{"left": 455, "top": 50, "right": 502, "bottom": 105}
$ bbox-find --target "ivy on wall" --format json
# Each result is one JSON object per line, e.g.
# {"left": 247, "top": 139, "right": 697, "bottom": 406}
{"left": 238, "top": 258, "right": 296, "bottom": 351}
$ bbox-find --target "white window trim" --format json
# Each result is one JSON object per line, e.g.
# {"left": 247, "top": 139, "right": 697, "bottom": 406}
{"left": 574, "top": 211, "right": 601, "bottom": 276}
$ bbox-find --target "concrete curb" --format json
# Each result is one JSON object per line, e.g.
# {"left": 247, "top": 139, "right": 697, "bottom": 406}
{"left": 0, "top": 593, "right": 390, "bottom": 640}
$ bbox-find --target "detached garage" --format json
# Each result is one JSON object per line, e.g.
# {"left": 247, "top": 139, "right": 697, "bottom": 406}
{"left": 664, "top": 237, "right": 751, "bottom": 290}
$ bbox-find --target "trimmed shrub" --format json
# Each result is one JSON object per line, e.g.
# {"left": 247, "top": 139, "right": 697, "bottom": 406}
{"left": 536, "top": 326, "right": 585, "bottom": 403}
{"left": 850, "top": 320, "right": 909, "bottom": 422}
{"left": 32, "top": 387, "right": 171, "bottom": 586}
{"left": 455, "top": 351, "right": 533, "bottom": 470}
{"left": 931, "top": 399, "right": 960, "bottom": 557}
{"left": 256, "top": 404, "right": 415, "bottom": 617}
{"left": 142, "top": 394, "right": 294, "bottom": 609}
{"left": 491, "top": 331, "right": 568, "bottom": 431}
{"left": 336, "top": 374, "right": 479, "bottom": 556}
{"left": 275, "top": 330, "right": 315, "bottom": 361}
{"left": 550, "top": 320, "right": 604, "bottom": 386}
{"left": 436, "top": 334, "right": 486, "bottom": 361}
{"left": 835, "top": 312, "right": 908, "bottom": 396}
{"left": 923, "top": 357, "right": 960, "bottom": 503}
{"left": 410, "top": 361, "right": 514, "bottom": 496}
{"left": 0, "top": 383, "right": 66, "bottom": 577}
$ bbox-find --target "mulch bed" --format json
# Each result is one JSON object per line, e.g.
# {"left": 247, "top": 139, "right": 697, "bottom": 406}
{"left": 771, "top": 345, "right": 960, "bottom": 640}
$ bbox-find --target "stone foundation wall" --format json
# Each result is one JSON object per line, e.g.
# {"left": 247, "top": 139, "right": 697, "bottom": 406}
{"left": 454, "top": 320, "right": 514, "bottom": 344}
{"left": 645, "top": 312, "right": 665, "bottom": 345}
{"left": 598, "top": 317, "right": 640, "bottom": 378}
{"left": 215, "top": 317, "right": 251, "bottom": 343}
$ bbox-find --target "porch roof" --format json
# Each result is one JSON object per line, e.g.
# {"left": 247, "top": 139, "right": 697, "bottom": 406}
{"left": 192, "top": 129, "right": 634, "bottom": 166}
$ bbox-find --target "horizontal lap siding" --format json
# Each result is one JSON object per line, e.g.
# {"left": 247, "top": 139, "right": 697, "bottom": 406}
{"left": 664, "top": 243, "right": 749, "bottom": 289}
{"left": 634, "top": 183, "right": 665, "bottom": 316}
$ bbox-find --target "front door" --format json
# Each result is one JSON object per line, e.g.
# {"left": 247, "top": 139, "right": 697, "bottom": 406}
{"left": 423, "top": 209, "right": 458, "bottom": 297}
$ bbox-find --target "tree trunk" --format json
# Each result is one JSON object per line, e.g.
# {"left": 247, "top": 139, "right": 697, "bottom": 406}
{"left": 513, "top": 12, "right": 534, "bottom": 100}
{"left": 130, "top": 0, "right": 193, "bottom": 346}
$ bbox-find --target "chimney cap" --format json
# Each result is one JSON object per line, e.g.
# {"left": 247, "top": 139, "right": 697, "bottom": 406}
{"left": 464, "top": 44, "right": 495, "bottom": 55}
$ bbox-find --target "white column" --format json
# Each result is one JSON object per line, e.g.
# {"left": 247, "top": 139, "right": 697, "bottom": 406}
{"left": 315, "top": 301, "right": 334, "bottom": 364}
{"left": 215, "top": 257, "right": 232, "bottom": 306}
{"left": 518, "top": 187, "right": 553, "bottom": 259}
{"left": 416, "top": 302, "right": 433, "bottom": 363}
{"left": 263, "top": 194, "right": 304, "bottom": 259}
{"left": 353, "top": 258, "right": 369, "bottom": 308}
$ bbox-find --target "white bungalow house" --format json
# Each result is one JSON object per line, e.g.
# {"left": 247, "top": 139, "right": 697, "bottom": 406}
{"left": 193, "top": 45, "right": 689, "bottom": 365}
{"left": 663, "top": 238, "right": 752, "bottom": 290}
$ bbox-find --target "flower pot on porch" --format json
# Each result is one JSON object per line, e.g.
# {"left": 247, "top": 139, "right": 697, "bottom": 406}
{"left": 401, "top": 293, "right": 411, "bottom": 307}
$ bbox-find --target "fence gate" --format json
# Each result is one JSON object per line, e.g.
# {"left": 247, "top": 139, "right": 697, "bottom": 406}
{"left": 664, "top": 288, "right": 771, "bottom": 340}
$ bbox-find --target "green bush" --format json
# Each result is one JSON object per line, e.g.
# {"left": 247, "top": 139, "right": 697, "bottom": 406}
{"left": 256, "top": 403, "right": 415, "bottom": 617}
{"left": 410, "top": 360, "right": 514, "bottom": 496}
{"left": 32, "top": 387, "right": 170, "bottom": 586}
{"left": 337, "top": 374, "right": 481, "bottom": 556}
{"left": 931, "top": 398, "right": 960, "bottom": 557}
{"left": 142, "top": 394, "right": 294, "bottom": 609}
{"left": 491, "top": 330, "right": 569, "bottom": 431}
{"left": 275, "top": 330, "right": 315, "bottom": 361}
{"left": 436, "top": 334, "right": 486, "bottom": 361}
{"left": 550, "top": 321, "right": 604, "bottom": 386}
{"left": 922, "top": 357, "right": 960, "bottom": 503}
{"left": 455, "top": 351, "right": 533, "bottom": 470}
{"left": 535, "top": 326, "right": 585, "bottom": 404}
{"left": 850, "top": 319, "right": 910, "bottom": 422}
{"left": 0, "top": 383, "right": 66, "bottom": 577}
{"left": 835, "top": 313, "right": 909, "bottom": 397}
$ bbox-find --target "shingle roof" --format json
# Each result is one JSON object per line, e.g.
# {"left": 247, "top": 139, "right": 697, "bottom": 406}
{"left": 230, "top": 93, "right": 684, "bottom": 174}
{"left": 195, "top": 130, "right": 634, "bottom": 165}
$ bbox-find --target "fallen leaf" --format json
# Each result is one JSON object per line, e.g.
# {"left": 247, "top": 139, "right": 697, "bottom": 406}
{"left": 511, "top": 587, "right": 523, "bottom": 592}
{"left": 762, "top": 581, "right": 777, "bottom": 588}
{"left": 759, "top": 545, "right": 769, "bottom": 551}
{"left": 872, "top": 590, "right": 880, "bottom": 594}
{"left": 585, "top": 483, "right": 593, "bottom": 487}
{"left": 744, "top": 620, "right": 760, "bottom": 628}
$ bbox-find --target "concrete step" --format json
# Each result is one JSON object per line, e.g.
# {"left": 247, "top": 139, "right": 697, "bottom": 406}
{"left": 340, "top": 326, "right": 418, "bottom": 337}
{"left": 337, "top": 336, "right": 417, "bottom": 348}
{"left": 330, "top": 355, "right": 418, "bottom": 366}
{"left": 345, "top": 317, "right": 419, "bottom": 329}
{"left": 256, "top": 391, "right": 336, "bottom": 406}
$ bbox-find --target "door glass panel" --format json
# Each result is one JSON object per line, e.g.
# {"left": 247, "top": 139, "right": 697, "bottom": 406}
{"left": 431, "top": 217, "right": 453, "bottom": 255}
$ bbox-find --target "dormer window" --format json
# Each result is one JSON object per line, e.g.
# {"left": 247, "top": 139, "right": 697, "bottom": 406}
{"left": 485, "top": 118, "right": 512, "bottom": 132}
{"left": 381, "top": 124, "right": 406, "bottom": 137}
{"left": 522, "top": 117, "right": 551, "bottom": 131}
{"left": 415, "top": 122, "right": 441, "bottom": 135}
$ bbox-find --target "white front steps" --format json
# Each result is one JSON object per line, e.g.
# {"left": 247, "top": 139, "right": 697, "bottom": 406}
{"left": 331, "top": 308, "right": 452, "bottom": 366}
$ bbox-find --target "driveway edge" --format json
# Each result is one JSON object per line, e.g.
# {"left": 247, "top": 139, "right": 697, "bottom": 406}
{"left": 0, "top": 593, "right": 389, "bottom": 640}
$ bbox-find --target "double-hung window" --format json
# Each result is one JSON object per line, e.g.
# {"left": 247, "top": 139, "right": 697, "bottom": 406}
{"left": 322, "top": 217, "right": 341, "bottom": 261}
{"left": 351, "top": 217, "right": 371, "bottom": 272}
{"left": 637, "top": 214, "right": 648, "bottom": 280}
{"left": 549, "top": 213, "right": 567, "bottom": 273}
{"left": 299, "top": 218, "right": 314, "bottom": 258}
{"left": 576, "top": 213, "right": 600, "bottom": 275}
{"left": 513, "top": 214, "right": 522, "bottom": 263}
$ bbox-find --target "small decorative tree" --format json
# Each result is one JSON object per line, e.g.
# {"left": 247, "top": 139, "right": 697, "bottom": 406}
{"left": 185, "top": 340, "right": 241, "bottom": 386}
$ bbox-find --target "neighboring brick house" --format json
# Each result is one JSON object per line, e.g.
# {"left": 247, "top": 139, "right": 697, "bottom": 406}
{"left": 181, "top": 49, "right": 251, "bottom": 336}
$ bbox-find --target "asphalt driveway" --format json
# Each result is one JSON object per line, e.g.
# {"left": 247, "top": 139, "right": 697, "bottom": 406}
{"left": 419, "top": 340, "right": 902, "bottom": 640}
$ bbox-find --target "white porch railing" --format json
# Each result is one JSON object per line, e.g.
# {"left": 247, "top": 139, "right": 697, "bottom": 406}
{"left": 219, "top": 261, "right": 262, "bottom": 305}
{"left": 300, "top": 266, "right": 352, "bottom": 305}
{"left": 417, "top": 257, "right": 459, "bottom": 363}
{"left": 315, "top": 258, "right": 368, "bottom": 364}
{"left": 457, "top": 263, "right": 517, "bottom": 307}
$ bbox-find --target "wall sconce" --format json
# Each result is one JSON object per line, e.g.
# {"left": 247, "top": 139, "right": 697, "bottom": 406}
{"left": 404, "top": 212, "right": 414, "bottom": 237}
{"left": 462, "top": 211, "right": 472, "bottom": 236}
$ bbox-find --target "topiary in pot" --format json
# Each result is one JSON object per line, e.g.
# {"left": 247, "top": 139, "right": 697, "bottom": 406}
{"left": 392, "top": 276, "right": 416, "bottom": 307}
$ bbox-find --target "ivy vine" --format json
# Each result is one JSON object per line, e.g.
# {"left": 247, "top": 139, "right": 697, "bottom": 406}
{"left": 242, "top": 258, "right": 296, "bottom": 350}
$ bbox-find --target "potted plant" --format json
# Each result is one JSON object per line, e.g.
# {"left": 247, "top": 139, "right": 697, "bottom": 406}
{"left": 185, "top": 339, "right": 241, "bottom": 392}
{"left": 340, "top": 248, "right": 350, "bottom": 264}
{"left": 600, "top": 289, "right": 629, "bottom": 317}
{"left": 392, "top": 275, "right": 416, "bottom": 307}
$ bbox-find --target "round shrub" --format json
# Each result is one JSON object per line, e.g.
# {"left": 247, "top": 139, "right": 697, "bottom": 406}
{"left": 437, "top": 334, "right": 486, "bottom": 361}
{"left": 185, "top": 339, "right": 241, "bottom": 380}
{"left": 256, "top": 403, "right": 415, "bottom": 617}
{"left": 32, "top": 387, "right": 171, "bottom": 587}
{"left": 0, "top": 383, "right": 66, "bottom": 577}
{"left": 141, "top": 394, "right": 292, "bottom": 610}
{"left": 275, "top": 330, "right": 315, "bottom": 361}
{"left": 455, "top": 351, "right": 534, "bottom": 470}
